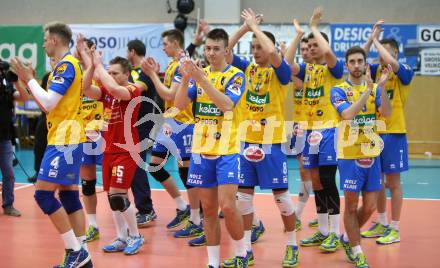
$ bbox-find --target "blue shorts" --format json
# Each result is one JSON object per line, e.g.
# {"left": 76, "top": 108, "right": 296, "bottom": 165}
{"left": 38, "top": 144, "right": 83, "bottom": 185}
{"left": 380, "top": 134, "right": 409, "bottom": 174}
{"left": 152, "top": 118, "right": 193, "bottom": 160}
{"left": 285, "top": 123, "right": 307, "bottom": 157}
{"left": 338, "top": 157, "right": 382, "bottom": 192}
{"left": 240, "top": 143, "right": 288, "bottom": 190}
{"left": 187, "top": 154, "right": 240, "bottom": 188}
{"left": 302, "top": 128, "right": 337, "bottom": 169}
{"left": 81, "top": 139, "right": 103, "bottom": 165}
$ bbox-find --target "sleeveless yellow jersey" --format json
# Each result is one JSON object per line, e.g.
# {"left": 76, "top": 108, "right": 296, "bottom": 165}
{"left": 372, "top": 63, "right": 414, "bottom": 134}
{"left": 164, "top": 60, "right": 193, "bottom": 123}
{"left": 190, "top": 65, "right": 245, "bottom": 155}
{"left": 238, "top": 62, "right": 290, "bottom": 144}
{"left": 80, "top": 80, "right": 104, "bottom": 140}
{"left": 299, "top": 62, "right": 344, "bottom": 130}
{"left": 46, "top": 53, "right": 85, "bottom": 145}
{"left": 331, "top": 81, "right": 382, "bottom": 159}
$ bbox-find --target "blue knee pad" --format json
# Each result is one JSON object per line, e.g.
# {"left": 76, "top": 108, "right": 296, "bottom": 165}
{"left": 34, "top": 190, "right": 62, "bottom": 215}
{"left": 59, "top": 190, "right": 83, "bottom": 214}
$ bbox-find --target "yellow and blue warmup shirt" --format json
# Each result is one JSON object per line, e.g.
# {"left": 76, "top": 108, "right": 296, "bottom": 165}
{"left": 81, "top": 81, "right": 104, "bottom": 138}
{"left": 330, "top": 81, "right": 382, "bottom": 159}
{"left": 370, "top": 63, "right": 413, "bottom": 134}
{"left": 297, "top": 61, "right": 344, "bottom": 130}
{"left": 232, "top": 54, "right": 292, "bottom": 144}
{"left": 187, "top": 65, "right": 245, "bottom": 155}
{"left": 164, "top": 59, "right": 194, "bottom": 123}
{"left": 46, "top": 53, "right": 85, "bottom": 145}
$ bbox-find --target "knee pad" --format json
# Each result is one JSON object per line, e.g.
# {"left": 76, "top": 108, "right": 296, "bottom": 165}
{"left": 59, "top": 190, "right": 83, "bottom": 214}
{"left": 236, "top": 191, "right": 254, "bottom": 216}
{"left": 149, "top": 163, "right": 171, "bottom": 183}
{"left": 314, "top": 189, "right": 328, "bottom": 214}
{"left": 319, "top": 165, "right": 340, "bottom": 215}
{"left": 34, "top": 190, "right": 62, "bottom": 215}
{"left": 81, "top": 179, "right": 96, "bottom": 196}
{"left": 178, "top": 166, "right": 193, "bottom": 189}
{"left": 274, "top": 191, "right": 295, "bottom": 216}
{"left": 108, "top": 193, "right": 130, "bottom": 212}
{"left": 298, "top": 180, "right": 313, "bottom": 203}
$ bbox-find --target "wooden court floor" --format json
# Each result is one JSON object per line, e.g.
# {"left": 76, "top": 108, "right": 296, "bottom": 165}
{"left": 1, "top": 184, "right": 439, "bottom": 268}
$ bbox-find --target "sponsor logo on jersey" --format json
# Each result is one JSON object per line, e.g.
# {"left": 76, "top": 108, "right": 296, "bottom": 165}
{"left": 246, "top": 90, "right": 270, "bottom": 105}
{"left": 307, "top": 131, "right": 323, "bottom": 146}
{"left": 243, "top": 146, "right": 265, "bottom": 162}
{"left": 228, "top": 83, "right": 242, "bottom": 96}
{"left": 355, "top": 158, "right": 374, "bottom": 168}
{"left": 195, "top": 103, "right": 223, "bottom": 116}
{"left": 305, "top": 86, "right": 324, "bottom": 98}
{"left": 52, "top": 76, "right": 65, "bottom": 84}
{"left": 352, "top": 114, "right": 376, "bottom": 127}
{"left": 56, "top": 63, "right": 68, "bottom": 74}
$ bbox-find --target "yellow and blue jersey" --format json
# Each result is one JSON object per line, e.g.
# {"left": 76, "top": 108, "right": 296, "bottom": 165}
{"left": 164, "top": 59, "right": 194, "bottom": 123}
{"left": 330, "top": 80, "right": 382, "bottom": 159}
{"left": 187, "top": 65, "right": 245, "bottom": 155}
{"left": 232, "top": 54, "right": 291, "bottom": 144}
{"left": 297, "top": 61, "right": 344, "bottom": 130}
{"left": 46, "top": 53, "right": 85, "bottom": 145}
{"left": 370, "top": 63, "right": 413, "bottom": 134}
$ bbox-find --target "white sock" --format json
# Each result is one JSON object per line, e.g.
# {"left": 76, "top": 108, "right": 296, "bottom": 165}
{"left": 317, "top": 213, "right": 329, "bottom": 236}
{"left": 286, "top": 231, "right": 297, "bottom": 246}
{"left": 343, "top": 233, "right": 349, "bottom": 242}
{"left": 252, "top": 216, "right": 260, "bottom": 226}
{"left": 351, "top": 245, "right": 363, "bottom": 256}
{"left": 190, "top": 208, "right": 201, "bottom": 225}
{"left": 175, "top": 196, "right": 188, "bottom": 211}
{"left": 87, "top": 214, "right": 98, "bottom": 228}
{"left": 295, "top": 201, "right": 307, "bottom": 219}
{"left": 112, "top": 211, "right": 128, "bottom": 240}
{"left": 77, "top": 236, "right": 88, "bottom": 251}
{"left": 378, "top": 212, "right": 388, "bottom": 226}
{"left": 390, "top": 220, "right": 400, "bottom": 231}
{"left": 207, "top": 245, "right": 220, "bottom": 267}
{"left": 121, "top": 203, "right": 140, "bottom": 237}
{"left": 329, "top": 214, "right": 340, "bottom": 235}
{"left": 234, "top": 237, "right": 247, "bottom": 257}
{"left": 244, "top": 230, "right": 252, "bottom": 252}
{"left": 61, "top": 230, "right": 81, "bottom": 251}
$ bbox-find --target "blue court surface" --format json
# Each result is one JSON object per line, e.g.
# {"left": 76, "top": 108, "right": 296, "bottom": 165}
{"left": 12, "top": 149, "right": 440, "bottom": 200}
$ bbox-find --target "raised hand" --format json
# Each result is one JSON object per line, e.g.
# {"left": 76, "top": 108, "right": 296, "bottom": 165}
{"left": 310, "top": 6, "right": 323, "bottom": 28}
{"left": 91, "top": 49, "right": 103, "bottom": 68}
{"left": 141, "top": 57, "right": 159, "bottom": 76}
{"left": 371, "top": 19, "right": 384, "bottom": 41}
{"left": 378, "top": 64, "right": 393, "bottom": 87}
{"left": 10, "top": 57, "right": 35, "bottom": 83}
{"left": 241, "top": 8, "right": 260, "bottom": 31}
{"left": 365, "top": 64, "right": 374, "bottom": 90}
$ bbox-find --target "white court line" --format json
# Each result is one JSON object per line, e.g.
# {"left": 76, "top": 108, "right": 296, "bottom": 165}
{"left": 8, "top": 183, "right": 440, "bottom": 201}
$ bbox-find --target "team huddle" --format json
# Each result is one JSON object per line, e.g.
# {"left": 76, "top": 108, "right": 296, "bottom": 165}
{"left": 10, "top": 6, "right": 413, "bottom": 268}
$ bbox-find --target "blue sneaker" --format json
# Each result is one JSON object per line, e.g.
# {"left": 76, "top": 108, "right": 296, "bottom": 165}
{"left": 62, "top": 247, "right": 91, "bottom": 268}
{"left": 167, "top": 205, "right": 190, "bottom": 229}
{"left": 251, "top": 221, "right": 265, "bottom": 244}
{"left": 188, "top": 234, "right": 206, "bottom": 246}
{"left": 137, "top": 210, "right": 157, "bottom": 228}
{"left": 102, "top": 238, "right": 127, "bottom": 253}
{"left": 174, "top": 221, "right": 204, "bottom": 238}
{"left": 124, "top": 235, "right": 145, "bottom": 255}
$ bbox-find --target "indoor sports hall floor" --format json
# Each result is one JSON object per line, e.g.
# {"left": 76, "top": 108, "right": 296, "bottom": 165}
{"left": 1, "top": 149, "right": 439, "bottom": 267}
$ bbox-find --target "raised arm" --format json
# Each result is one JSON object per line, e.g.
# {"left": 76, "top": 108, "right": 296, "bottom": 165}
{"left": 92, "top": 51, "right": 132, "bottom": 101}
{"left": 285, "top": 18, "right": 305, "bottom": 74}
{"left": 373, "top": 38, "right": 400, "bottom": 73}
{"left": 77, "top": 36, "right": 101, "bottom": 99}
{"left": 363, "top": 20, "right": 384, "bottom": 57}
{"left": 377, "top": 64, "right": 392, "bottom": 117}
{"left": 141, "top": 57, "right": 176, "bottom": 101}
{"left": 242, "top": 8, "right": 282, "bottom": 67}
{"left": 309, "top": 7, "right": 337, "bottom": 67}
{"left": 174, "top": 60, "right": 193, "bottom": 110}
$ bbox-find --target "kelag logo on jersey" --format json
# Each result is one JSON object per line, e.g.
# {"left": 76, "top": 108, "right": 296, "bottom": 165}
{"left": 195, "top": 103, "right": 223, "bottom": 116}
{"left": 351, "top": 114, "right": 376, "bottom": 127}
{"left": 387, "top": 89, "right": 394, "bottom": 99}
{"left": 294, "top": 88, "right": 303, "bottom": 99}
{"left": 246, "top": 91, "right": 270, "bottom": 105}
{"left": 305, "top": 86, "right": 324, "bottom": 99}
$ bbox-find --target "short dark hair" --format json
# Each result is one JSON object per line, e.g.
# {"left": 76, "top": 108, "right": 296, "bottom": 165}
{"left": 380, "top": 38, "right": 399, "bottom": 52}
{"left": 345, "top": 46, "right": 366, "bottom": 62}
{"left": 252, "top": 31, "right": 276, "bottom": 45}
{"left": 300, "top": 37, "right": 308, "bottom": 44}
{"left": 127, "top": 39, "right": 146, "bottom": 56}
{"left": 44, "top": 22, "right": 72, "bottom": 46}
{"left": 162, "top": 29, "right": 184, "bottom": 48}
{"left": 206, "top": 28, "right": 229, "bottom": 47}
{"left": 109, "top": 56, "right": 132, "bottom": 74}
{"left": 308, "top": 31, "right": 329, "bottom": 43}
